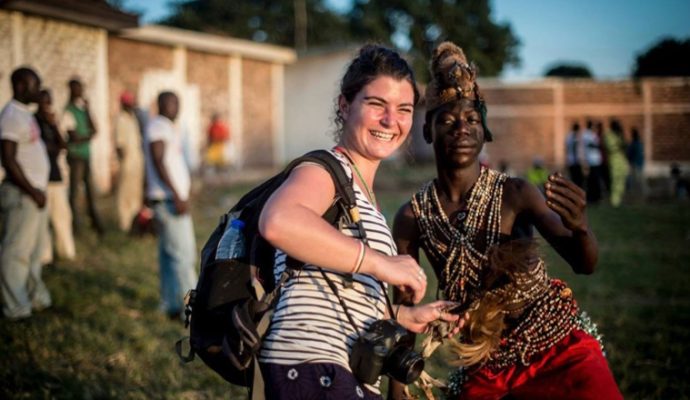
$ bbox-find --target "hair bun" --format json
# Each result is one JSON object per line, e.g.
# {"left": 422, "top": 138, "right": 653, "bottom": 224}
{"left": 425, "top": 41, "right": 479, "bottom": 111}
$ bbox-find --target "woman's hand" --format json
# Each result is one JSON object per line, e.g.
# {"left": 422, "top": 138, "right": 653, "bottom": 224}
{"left": 365, "top": 252, "right": 427, "bottom": 304}
{"left": 397, "top": 301, "right": 465, "bottom": 335}
{"left": 545, "top": 172, "right": 589, "bottom": 233}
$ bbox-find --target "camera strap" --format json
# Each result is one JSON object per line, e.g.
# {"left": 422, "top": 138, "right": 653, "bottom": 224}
{"left": 319, "top": 239, "right": 397, "bottom": 336}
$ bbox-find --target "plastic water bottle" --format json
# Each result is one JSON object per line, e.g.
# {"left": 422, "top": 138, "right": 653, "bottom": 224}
{"left": 216, "top": 219, "right": 246, "bottom": 260}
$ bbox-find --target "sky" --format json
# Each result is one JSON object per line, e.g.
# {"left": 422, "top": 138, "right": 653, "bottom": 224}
{"left": 119, "top": 0, "right": 690, "bottom": 81}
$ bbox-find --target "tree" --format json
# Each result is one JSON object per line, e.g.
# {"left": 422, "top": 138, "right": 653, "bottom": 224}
{"left": 160, "top": 0, "right": 520, "bottom": 80}
{"left": 633, "top": 37, "right": 690, "bottom": 77}
{"left": 544, "top": 63, "right": 593, "bottom": 78}
{"left": 346, "top": 0, "right": 520, "bottom": 79}
{"left": 160, "top": 0, "right": 352, "bottom": 50}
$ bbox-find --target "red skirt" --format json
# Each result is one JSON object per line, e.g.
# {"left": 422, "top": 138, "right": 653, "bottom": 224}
{"left": 459, "top": 329, "right": 623, "bottom": 400}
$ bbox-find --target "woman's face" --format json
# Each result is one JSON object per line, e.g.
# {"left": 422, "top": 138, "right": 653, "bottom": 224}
{"left": 429, "top": 99, "right": 485, "bottom": 168}
{"left": 339, "top": 75, "right": 415, "bottom": 161}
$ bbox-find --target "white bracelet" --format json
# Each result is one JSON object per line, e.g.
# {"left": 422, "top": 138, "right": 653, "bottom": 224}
{"left": 351, "top": 241, "right": 366, "bottom": 274}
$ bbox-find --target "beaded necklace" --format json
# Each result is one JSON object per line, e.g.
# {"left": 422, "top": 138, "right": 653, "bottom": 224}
{"left": 334, "top": 147, "right": 378, "bottom": 208}
{"left": 411, "top": 167, "right": 505, "bottom": 305}
{"left": 411, "top": 170, "right": 583, "bottom": 370}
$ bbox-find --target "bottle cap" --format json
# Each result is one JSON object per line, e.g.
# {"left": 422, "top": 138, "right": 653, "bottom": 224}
{"left": 230, "top": 219, "right": 245, "bottom": 230}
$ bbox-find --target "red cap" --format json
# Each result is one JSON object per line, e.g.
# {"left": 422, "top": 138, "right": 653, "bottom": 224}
{"left": 120, "top": 91, "right": 135, "bottom": 106}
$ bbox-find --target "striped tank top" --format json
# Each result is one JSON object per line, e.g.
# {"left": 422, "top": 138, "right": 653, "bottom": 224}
{"left": 258, "top": 150, "right": 396, "bottom": 390}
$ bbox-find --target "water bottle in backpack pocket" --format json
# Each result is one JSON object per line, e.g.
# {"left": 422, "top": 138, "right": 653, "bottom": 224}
{"left": 216, "top": 219, "right": 246, "bottom": 260}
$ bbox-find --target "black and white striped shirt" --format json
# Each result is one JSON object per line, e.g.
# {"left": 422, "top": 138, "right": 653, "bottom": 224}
{"left": 259, "top": 150, "right": 396, "bottom": 388}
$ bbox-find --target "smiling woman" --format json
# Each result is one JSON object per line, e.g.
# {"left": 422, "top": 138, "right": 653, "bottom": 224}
{"left": 392, "top": 41, "right": 624, "bottom": 399}
{"left": 256, "top": 45, "right": 461, "bottom": 399}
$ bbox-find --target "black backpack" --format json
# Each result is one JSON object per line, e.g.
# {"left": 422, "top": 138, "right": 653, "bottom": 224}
{"left": 176, "top": 150, "right": 365, "bottom": 397}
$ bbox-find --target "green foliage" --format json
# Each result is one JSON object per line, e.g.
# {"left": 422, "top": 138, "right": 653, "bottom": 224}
{"left": 544, "top": 63, "right": 593, "bottom": 78}
{"left": 633, "top": 37, "right": 690, "bottom": 77}
{"left": 161, "top": 0, "right": 520, "bottom": 79}
{"left": 1, "top": 171, "right": 688, "bottom": 399}
{"left": 161, "top": 0, "right": 353, "bottom": 49}
{"left": 348, "top": 0, "right": 520, "bottom": 78}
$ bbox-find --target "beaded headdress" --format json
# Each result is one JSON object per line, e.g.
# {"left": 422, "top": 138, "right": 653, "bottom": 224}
{"left": 425, "top": 42, "right": 493, "bottom": 141}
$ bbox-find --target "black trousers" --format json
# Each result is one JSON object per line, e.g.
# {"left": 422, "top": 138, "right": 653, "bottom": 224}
{"left": 68, "top": 156, "right": 103, "bottom": 234}
{"left": 568, "top": 165, "right": 585, "bottom": 189}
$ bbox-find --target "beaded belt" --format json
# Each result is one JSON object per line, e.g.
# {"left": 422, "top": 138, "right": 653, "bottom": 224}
{"left": 480, "top": 279, "right": 580, "bottom": 370}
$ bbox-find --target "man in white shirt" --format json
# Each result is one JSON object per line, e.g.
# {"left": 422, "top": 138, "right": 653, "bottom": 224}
{"left": 565, "top": 122, "right": 585, "bottom": 189}
{"left": 144, "top": 91, "right": 197, "bottom": 320}
{"left": 0, "top": 67, "right": 52, "bottom": 320}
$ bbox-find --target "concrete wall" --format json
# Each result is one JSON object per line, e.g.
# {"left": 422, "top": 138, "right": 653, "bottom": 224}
{"left": 283, "top": 49, "right": 354, "bottom": 160}
{"left": 109, "top": 27, "right": 293, "bottom": 169}
{"left": 0, "top": 9, "right": 110, "bottom": 188}
{"left": 443, "top": 78, "right": 690, "bottom": 176}
{"left": 284, "top": 52, "right": 690, "bottom": 177}
{"left": 241, "top": 58, "right": 275, "bottom": 167}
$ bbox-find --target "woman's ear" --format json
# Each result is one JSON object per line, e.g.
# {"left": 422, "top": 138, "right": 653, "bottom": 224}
{"left": 423, "top": 124, "right": 432, "bottom": 144}
{"left": 338, "top": 95, "right": 349, "bottom": 121}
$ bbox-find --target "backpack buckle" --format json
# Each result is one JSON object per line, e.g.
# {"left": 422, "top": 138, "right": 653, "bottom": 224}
{"left": 183, "top": 290, "right": 196, "bottom": 328}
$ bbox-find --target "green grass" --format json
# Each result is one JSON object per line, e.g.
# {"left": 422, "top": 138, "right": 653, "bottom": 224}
{"left": 1, "top": 166, "right": 688, "bottom": 399}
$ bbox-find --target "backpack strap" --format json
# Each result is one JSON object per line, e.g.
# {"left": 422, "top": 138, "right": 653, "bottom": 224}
{"left": 288, "top": 149, "right": 360, "bottom": 224}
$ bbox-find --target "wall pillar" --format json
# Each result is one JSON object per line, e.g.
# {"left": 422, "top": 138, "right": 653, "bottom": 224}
{"left": 10, "top": 11, "right": 23, "bottom": 67}
{"left": 271, "top": 63, "right": 285, "bottom": 166}
{"left": 229, "top": 55, "right": 243, "bottom": 168}
{"left": 642, "top": 79, "right": 653, "bottom": 173}
{"left": 552, "top": 81, "right": 565, "bottom": 168}
{"left": 92, "top": 29, "right": 111, "bottom": 192}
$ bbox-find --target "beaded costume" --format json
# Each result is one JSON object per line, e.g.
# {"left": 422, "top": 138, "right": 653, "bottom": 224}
{"left": 411, "top": 40, "right": 622, "bottom": 399}
{"left": 411, "top": 168, "right": 581, "bottom": 370}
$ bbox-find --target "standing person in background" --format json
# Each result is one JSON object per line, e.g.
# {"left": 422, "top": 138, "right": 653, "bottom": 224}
{"left": 204, "top": 113, "right": 230, "bottom": 175}
{"left": 604, "top": 119, "right": 630, "bottom": 207}
{"left": 62, "top": 78, "right": 104, "bottom": 236}
{"left": 0, "top": 67, "right": 52, "bottom": 320}
{"left": 35, "top": 89, "right": 75, "bottom": 261}
{"left": 627, "top": 127, "right": 646, "bottom": 201}
{"left": 583, "top": 120, "right": 603, "bottom": 203}
{"left": 144, "top": 91, "right": 197, "bottom": 320}
{"left": 114, "top": 91, "right": 144, "bottom": 232}
{"left": 594, "top": 121, "right": 611, "bottom": 195}
{"left": 565, "top": 122, "right": 586, "bottom": 189}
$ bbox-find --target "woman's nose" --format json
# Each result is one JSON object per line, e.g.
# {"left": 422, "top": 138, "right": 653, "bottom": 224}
{"left": 380, "top": 109, "right": 393, "bottom": 127}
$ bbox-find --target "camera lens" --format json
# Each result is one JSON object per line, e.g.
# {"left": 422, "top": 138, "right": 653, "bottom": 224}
{"left": 384, "top": 347, "right": 425, "bottom": 384}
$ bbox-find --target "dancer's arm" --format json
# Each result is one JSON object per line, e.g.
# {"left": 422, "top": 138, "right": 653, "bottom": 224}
{"left": 515, "top": 173, "right": 598, "bottom": 274}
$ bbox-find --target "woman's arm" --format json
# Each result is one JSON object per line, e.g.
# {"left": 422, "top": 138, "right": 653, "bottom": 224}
{"left": 514, "top": 174, "right": 598, "bottom": 274}
{"left": 258, "top": 165, "right": 428, "bottom": 303}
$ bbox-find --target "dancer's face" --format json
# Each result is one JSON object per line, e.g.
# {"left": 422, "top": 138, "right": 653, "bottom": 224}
{"left": 428, "top": 99, "right": 485, "bottom": 168}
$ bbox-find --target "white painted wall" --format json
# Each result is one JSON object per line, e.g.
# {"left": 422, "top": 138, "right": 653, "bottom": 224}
{"left": 283, "top": 48, "right": 355, "bottom": 160}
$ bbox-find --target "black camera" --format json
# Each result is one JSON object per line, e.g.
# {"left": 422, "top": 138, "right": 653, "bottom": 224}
{"left": 349, "top": 319, "right": 424, "bottom": 385}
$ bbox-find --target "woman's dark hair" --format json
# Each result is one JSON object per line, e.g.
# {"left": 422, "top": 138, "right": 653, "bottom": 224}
{"left": 333, "top": 44, "right": 419, "bottom": 139}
